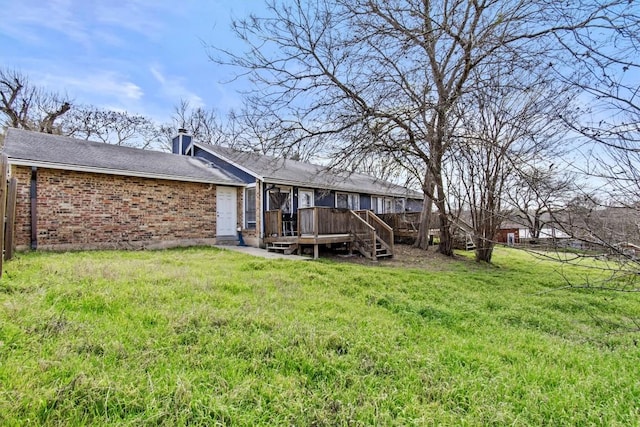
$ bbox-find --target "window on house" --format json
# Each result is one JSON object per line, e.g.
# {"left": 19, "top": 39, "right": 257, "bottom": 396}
{"left": 384, "top": 198, "right": 394, "bottom": 213}
{"left": 336, "top": 192, "right": 360, "bottom": 210}
{"left": 298, "top": 189, "right": 314, "bottom": 208}
{"left": 245, "top": 187, "right": 256, "bottom": 229}
{"left": 395, "top": 198, "right": 405, "bottom": 213}
{"left": 371, "top": 196, "right": 384, "bottom": 214}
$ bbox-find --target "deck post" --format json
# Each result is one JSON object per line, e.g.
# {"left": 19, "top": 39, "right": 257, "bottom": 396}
{"left": 314, "top": 244, "right": 319, "bottom": 259}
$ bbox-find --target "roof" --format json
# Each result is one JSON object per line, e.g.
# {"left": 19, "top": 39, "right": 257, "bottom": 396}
{"left": 201, "top": 144, "right": 423, "bottom": 199}
{"left": 2, "top": 128, "right": 244, "bottom": 185}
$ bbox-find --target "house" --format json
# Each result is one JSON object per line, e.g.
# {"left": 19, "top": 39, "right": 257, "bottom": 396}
{"left": 496, "top": 216, "right": 570, "bottom": 245}
{"left": 172, "top": 131, "right": 424, "bottom": 257}
{"left": 1, "top": 128, "right": 424, "bottom": 257}
{"left": 2, "top": 128, "right": 245, "bottom": 251}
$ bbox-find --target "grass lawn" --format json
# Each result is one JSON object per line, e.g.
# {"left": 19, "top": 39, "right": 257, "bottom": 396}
{"left": 0, "top": 246, "right": 638, "bottom": 425}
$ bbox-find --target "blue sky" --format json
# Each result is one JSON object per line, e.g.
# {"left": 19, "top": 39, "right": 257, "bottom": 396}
{"left": 0, "top": 0, "right": 266, "bottom": 123}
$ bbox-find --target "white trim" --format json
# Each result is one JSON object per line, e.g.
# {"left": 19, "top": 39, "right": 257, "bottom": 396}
{"left": 298, "top": 188, "right": 314, "bottom": 208}
{"left": 260, "top": 177, "right": 421, "bottom": 199}
{"left": 335, "top": 192, "right": 360, "bottom": 210}
{"left": 185, "top": 141, "right": 194, "bottom": 156}
{"left": 244, "top": 184, "right": 257, "bottom": 229}
{"left": 192, "top": 142, "right": 264, "bottom": 181}
{"left": 7, "top": 159, "right": 244, "bottom": 186}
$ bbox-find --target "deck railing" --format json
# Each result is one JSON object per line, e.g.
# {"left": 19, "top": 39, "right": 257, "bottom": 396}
{"left": 269, "top": 207, "right": 395, "bottom": 258}
{"left": 349, "top": 211, "right": 377, "bottom": 259}
{"left": 356, "top": 210, "right": 394, "bottom": 254}
{"left": 264, "top": 209, "right": 282, "bottom": 237}
{"left": 378, "top": 212, "right": 421, "bottom": 231}
{"left": 298, "top": 207, "right": 352, "bottom": 236}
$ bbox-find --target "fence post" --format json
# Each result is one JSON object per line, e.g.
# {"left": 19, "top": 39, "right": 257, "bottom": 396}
{"left": 0, "top": 155, "right": 7, "bottom": 277}
{"left": 5, "top": 177, "right": 17, "bottom": 261}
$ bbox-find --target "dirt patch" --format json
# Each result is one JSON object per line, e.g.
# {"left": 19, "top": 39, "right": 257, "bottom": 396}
{"left": 328, "top": 244, "right": 468, "bottom": 270}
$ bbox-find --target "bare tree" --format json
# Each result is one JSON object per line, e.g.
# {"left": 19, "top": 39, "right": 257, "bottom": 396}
{"left": 450, "top": 68, "right": 574, "bottom": 262}
{"left": 226, "top": 106, "right": 325, "bottom": 161}
{"left": 61, "top": 106, "right": 164, "bottom": 149}
{"left": 0, "top": 68, "right": 71, "bottom": 133}
{"left": 161, "top": 100, "right": 227, "bottom": 147}
{"left": 212, "top": 0, "right": 633, "bottom": 256}
{"left": 542, "top": 0, "right": 640, "bottom": 296}
{"left": 506, "top": 166, "right": 577, "bottom": 242}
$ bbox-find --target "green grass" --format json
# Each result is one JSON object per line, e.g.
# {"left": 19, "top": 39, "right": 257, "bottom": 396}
{"left": 0, "top": 247, "right": 639, "bottom": 426}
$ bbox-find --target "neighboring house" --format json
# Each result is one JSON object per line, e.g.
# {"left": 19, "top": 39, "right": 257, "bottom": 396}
{"left": 496, "top": 217, "right": 570, "bottom": 245}
{"left": 172, "top": 131, "right": 424, "bottom": 249}
{"left": 613, "top": 242, "right": 640, "bottom": 259}
{"left": 2, "top": 128, "right": 245, "bottom": 251}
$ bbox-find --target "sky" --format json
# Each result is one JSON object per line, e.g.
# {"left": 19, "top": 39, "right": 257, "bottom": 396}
{"left": 0, "top": 0, "right": 267, "bottom": 123}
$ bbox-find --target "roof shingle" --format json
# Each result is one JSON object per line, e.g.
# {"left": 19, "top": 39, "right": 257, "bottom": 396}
{"left": 206, "top": 144, "right": 423, "bottom": 199}
{"left": 2, "top": 128, "right": 243, "bottom": 185}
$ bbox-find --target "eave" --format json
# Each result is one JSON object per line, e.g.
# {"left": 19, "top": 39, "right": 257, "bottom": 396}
{"left": 7, "top": 158, "right": 245, "bottom": 186}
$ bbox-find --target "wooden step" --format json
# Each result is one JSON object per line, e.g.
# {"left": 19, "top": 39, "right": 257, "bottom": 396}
{"left": 267, "top": 242, "right": 299, "bottom": 255}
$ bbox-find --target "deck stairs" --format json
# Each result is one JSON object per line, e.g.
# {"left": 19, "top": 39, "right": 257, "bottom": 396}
{"left": 353, "top": 236, "right": 393, "bottom": 260}
{"left": 267, "top": 241, "right": 299, "bottom": 255}
{"left": 464, "top": 233, "right": 476, "bottom": 251}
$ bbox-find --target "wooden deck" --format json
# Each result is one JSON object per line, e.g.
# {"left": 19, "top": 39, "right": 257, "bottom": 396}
{"left": 264, "top": 208, "right": 393, "bottom": 259}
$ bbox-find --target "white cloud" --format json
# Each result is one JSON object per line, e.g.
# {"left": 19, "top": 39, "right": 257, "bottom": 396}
{"left": 0, "top": 0, "right": 92, "bottom": 48}
{"left": 38, "top": 70, "right": 144, "bottom": 104}
{"left": 149, "top": 65, "right": 205, "bottom": 108}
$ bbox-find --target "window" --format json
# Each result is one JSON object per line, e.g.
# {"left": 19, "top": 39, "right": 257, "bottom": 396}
{"left": 384, "top": 198, "right": 394, "bottom": 213}
{"left": 298, "top": 189, "right": 314, "bottom": 208}
{"left": 244, "top": 187, "right": 256, "bottom": 229}
{"left": 371, "top": 196, "right": 384, "bottom": 214}
{"left": 336, "top": 192, "right": 360, "bottom": 210}
{"left": 395, "top": 198, "right": 405, "bottom": 213}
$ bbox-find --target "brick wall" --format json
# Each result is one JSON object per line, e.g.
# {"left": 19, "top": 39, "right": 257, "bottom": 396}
{"left": 11, "top": 165, "right": 238, "bottom": 250}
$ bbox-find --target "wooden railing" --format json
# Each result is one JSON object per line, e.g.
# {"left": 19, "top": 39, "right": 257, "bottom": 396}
{"left": 378, "top": 212, "right": 421, "bottom": 231}
{"left": 298, "top": 207, "right": 351, "bottom": 236}
{"left": 349, "top": 211, "right": 377, "bottom": 259}
{"left": 264, "top": 209, "right": 282, "bottom": 237}
{"left": 270, "top": 207, "right": 395, "bottom": 258}
{"left": 356, "top": 210, "right": 394, "bottom": 255}
{"left": 0, "top": 154, "right": 17, "bottom": 277}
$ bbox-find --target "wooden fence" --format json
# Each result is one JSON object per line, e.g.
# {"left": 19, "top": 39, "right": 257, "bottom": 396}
{"left": 0, "top": 154, "right": 18, "bottom": 278}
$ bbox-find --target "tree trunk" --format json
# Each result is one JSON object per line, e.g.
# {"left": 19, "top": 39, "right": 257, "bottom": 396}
{"left": 475, "top": 240, "right": 494, "bottom": 262}
{"left": 414, "top": 175, "right": 435, "bottom": 250}
{"left": 437, "top": 209, "right": 453, "bottom": 256}
{"left": 414, "top": 196, "right": 433, "bottom": 249}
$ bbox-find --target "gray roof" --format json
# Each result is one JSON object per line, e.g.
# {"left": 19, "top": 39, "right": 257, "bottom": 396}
{"left": 205, "top": 144, "right": 423, "bottom": 199}
{"left": 2, "top": 128, "right": 243, "bottom": 185}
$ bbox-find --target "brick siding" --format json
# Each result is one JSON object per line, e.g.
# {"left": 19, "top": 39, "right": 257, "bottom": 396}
{"left": 11, "top": 165, "right": 238, "bottom": 250}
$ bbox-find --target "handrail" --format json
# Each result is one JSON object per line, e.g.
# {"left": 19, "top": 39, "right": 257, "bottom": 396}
{"left": 365, "top": 210, "right": 394, "bottom": 254}
{"left": 364, "top": 210, "right": 393, "bottom": 234}
{"left": 349, "top": 210, "right": 375, "bottom": 231}
{"left": 349, "top": 210, "right": 376, "bottom": 259}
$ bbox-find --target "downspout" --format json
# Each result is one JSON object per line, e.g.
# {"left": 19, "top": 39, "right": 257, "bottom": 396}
{"left": 30, "top": 166, "right": 37, "bottom": 250}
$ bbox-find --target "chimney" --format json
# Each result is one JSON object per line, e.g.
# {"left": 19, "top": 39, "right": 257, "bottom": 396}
{"left": 172, "top": 128, "right": 192, "bottom": 155}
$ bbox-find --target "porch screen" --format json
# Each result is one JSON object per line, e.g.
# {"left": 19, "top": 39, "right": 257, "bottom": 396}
{"left": 269, "top": 190, "right": 291, "bottom": 213}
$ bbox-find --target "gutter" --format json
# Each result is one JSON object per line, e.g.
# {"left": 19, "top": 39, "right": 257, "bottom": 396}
{"left": 8, "top": 159, "right": 245, "bottom": 187}
{"left": 261, "top": 177, "right": 424, "bottom": 199}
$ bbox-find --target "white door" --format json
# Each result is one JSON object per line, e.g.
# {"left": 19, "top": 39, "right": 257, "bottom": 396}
{"left": 216, "top": 186, "right": 237, "bottom": 236}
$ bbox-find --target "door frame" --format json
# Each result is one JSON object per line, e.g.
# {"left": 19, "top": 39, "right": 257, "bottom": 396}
{"left": 216, "top": 186, "right": 238, "bottom": 236}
